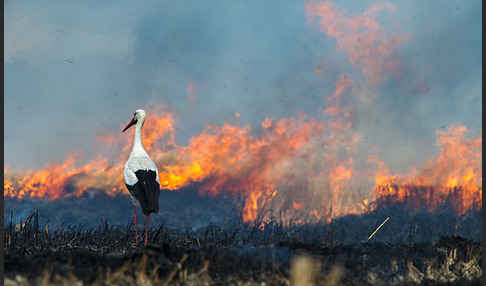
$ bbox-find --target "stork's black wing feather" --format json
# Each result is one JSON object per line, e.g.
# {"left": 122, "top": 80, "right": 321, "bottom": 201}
{"left": 125, "top": 170, "right": 160, "bottom": 215}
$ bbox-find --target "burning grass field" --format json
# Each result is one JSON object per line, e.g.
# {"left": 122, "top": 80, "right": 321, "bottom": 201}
{"left": 5, "top": 1, "right": 482, "bottom": 283}
{"left": 4, "top": 192, "right": 482, "bottom": 286}
{"left": 4, "top": 79, "right": 482, "bottom": 286}
{"left": 4, "top": 118, "right": 482, "bottom": 285}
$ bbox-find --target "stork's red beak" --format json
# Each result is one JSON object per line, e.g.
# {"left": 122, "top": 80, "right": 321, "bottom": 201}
{"left": 122, "top": 118, "right": 137, "bottom": 132}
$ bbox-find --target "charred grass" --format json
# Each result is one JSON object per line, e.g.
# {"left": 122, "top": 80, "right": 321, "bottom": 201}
{"left": 4, "top": 210, "right": 481, "bottom": 286}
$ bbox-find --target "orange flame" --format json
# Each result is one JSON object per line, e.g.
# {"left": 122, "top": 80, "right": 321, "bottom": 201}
{"left": 372, "top": 125, "right": 482, "bottom": 215}
{"left": 4, "top": 85, "right": 481, "bottom": 228}
{"left": 3, "top": 2, "right": 481, "bottom": 228}
{"left": 5, "top": 108, "right": 175, "bottom": 200}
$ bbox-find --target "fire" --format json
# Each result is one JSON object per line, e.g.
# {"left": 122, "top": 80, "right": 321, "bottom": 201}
{"left": 5, "top": 89, "right": 370, "bottom": 226}
{"left": 293, "top": 202, "right": 303, "bottom": 210}
{"left": 372, "top": 125, "right": 482, "bottom": 215}
{"left": 5, "top": 109, "right": 176, "bottom": 201}
{"left": 241, "top": 185, "right": 278, "bottom": 224}
{"left": 4, "top": 156, "right": 118, "bottom": 200}
{"left": 4, "top": 22, "right": 481, "bottom": 228}
{"left": 4, "top": 177, "right": 15, "bottom": 198}
{"left": 5, "top": 113, "right": 481, "bottom": 227}
{"left": 5, "top": 89, "right": 481, "bottom": 228}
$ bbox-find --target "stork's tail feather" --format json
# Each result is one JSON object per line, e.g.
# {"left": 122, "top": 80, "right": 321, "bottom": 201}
{"left": 133, "top": 170, "right": 160, "bottom": 216}
{"left": 141, "top": 187, "right": 160, "bottom": 215}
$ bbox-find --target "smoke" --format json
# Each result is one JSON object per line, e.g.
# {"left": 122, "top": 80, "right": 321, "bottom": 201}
{"left": 5, "top": 1, "right": 481, "bottom": 229}
{"left": 305, "top": 2, "right": 407, "bottom": 85}
{"left": 4, "top": 0, "right": 481, "bottom": 172}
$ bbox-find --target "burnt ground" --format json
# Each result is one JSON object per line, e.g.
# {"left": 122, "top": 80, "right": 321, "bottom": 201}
{"left": 4, "top": 189, "right": 482, "bottom": 285}
{"left": 4, "top": 215, "right": 482, "bottom": 286}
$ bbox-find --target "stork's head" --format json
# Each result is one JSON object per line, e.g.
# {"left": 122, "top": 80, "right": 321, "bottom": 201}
{"left": 122, "top": 109, "right": 146, "bottom": 132}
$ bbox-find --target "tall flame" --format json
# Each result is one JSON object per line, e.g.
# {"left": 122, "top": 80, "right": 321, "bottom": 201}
{"left": 5, "top": 83, "right": 481, "bottom": 227}
{"left": 4, "top": 14, "right": 481, "bottom": 227}
{"left": 372, "top": 124, "right": 482, "bottom": 215}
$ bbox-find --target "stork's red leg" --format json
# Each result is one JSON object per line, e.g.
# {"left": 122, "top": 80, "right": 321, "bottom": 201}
{"left": 134, "top": 204, "right": 138, "bottom": 246}
{"left": 144, "top": 214, "right": 150, "bottom": 246}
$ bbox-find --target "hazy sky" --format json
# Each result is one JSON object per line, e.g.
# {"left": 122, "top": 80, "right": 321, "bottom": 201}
{"left": 5, "top": 0, "right": 481, "bottom": 170}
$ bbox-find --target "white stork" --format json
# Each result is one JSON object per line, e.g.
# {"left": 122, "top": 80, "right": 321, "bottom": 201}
{"left": 122, "top": 109, "right": 160, "bottom": 246}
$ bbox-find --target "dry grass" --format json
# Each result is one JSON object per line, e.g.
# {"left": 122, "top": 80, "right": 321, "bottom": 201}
{"left": 290, "top": 255, "right": 344, "bottom": 286}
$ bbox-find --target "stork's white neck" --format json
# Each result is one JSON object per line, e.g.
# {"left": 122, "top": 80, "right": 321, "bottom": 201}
{"left": 132, "top": 121, "right": 146, "bottom": 154}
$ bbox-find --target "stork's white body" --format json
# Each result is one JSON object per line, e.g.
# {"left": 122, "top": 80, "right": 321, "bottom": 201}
{"left": 124, "top": 110, "right": 159, "bottom": 181}
{"left": 124, "top": 156, "right": 159, "bottom": 199}
{"left": 122, "top": 109, "right": 160, "bottom": 246}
